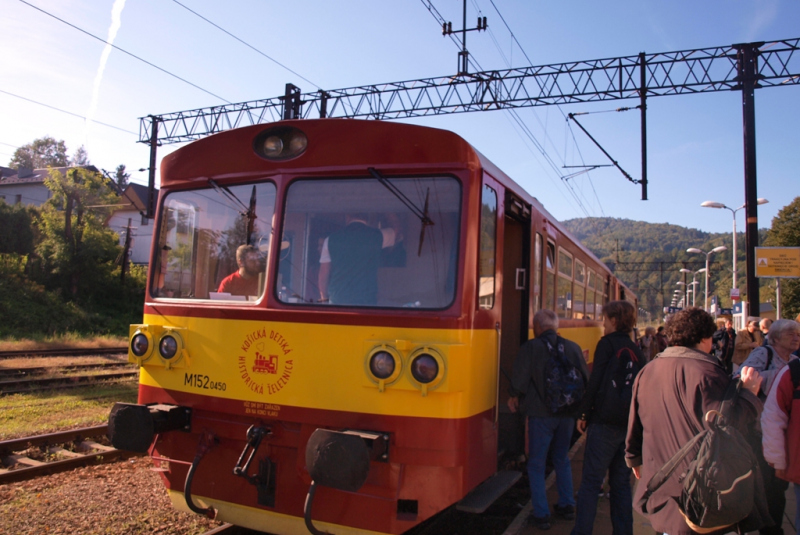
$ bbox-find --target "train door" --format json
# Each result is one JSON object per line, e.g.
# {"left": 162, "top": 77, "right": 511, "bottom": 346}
{"left": 497, "top": 187, "right": 531, "bottom": 465}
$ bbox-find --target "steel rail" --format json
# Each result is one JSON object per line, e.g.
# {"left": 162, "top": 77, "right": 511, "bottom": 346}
{"left": 0, "top": 370, "right": 139, "bottom": 395}
{"left": 0, "top": 362, "right": 132, "bottom": 379}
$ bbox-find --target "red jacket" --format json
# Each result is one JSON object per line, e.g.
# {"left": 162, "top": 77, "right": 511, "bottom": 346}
{"left": 762, "top": 362, "right": 800, "bottom": 482}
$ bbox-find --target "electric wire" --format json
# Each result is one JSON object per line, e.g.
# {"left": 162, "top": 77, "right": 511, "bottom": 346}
{"left": 0, "top": 89, "right": 137, "bottom": 136}
{"left": 17, "top": 0, "right": 231, "bottom": 104}
{"left": 169, "top": 0, "right": 322, "bottom": 90}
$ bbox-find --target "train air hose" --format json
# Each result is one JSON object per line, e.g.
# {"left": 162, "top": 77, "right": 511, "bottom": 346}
{"left": 304, "top": 481, "right": 331, "bottom": 535}
{"left": 184, "top": 431, "right": 219, "bottom": 519}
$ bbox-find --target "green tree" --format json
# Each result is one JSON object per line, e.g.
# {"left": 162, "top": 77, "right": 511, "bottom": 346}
{"left": 764, "top": 196, "right": 800, "bottom": 319}
{"left": 114, "top": 164, "right": 130, "bottom": 188}
{"left": 8, "top": 137, "right": 69, "bottom": 169}
{"left": 36, "top": 167, "right": 120, "bottom": 298}
{"left": 0, "top": 200, "right": 36, "bottom": 255}
{"left": 72, "top": 145, "right": 90, "bottom": 166}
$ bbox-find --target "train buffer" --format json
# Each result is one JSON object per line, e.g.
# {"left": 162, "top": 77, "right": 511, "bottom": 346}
{"left": 456, "top": 469, "right": 522, "bottom": 513}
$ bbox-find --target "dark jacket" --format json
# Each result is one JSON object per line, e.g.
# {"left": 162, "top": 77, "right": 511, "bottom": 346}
{"left": 509, "top": 329, "right": 589, "bottom": 419}
{"left": 712, "top": 327, "right": 736, "bottom": 373}
{"left": 625, "top": 345, "right": 766, "bottom": 535}
{"left": 579, "top": 330, "right": 645, "bottom": 427}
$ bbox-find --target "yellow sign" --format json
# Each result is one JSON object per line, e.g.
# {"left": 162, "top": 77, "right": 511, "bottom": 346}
{"left": 755, "top": 247, "right": 800, "bottom": 278}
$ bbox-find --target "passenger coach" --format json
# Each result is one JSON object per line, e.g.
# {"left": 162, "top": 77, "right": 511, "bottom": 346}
{"left": 109, "top": 118, "right": 635, "bottom": 535}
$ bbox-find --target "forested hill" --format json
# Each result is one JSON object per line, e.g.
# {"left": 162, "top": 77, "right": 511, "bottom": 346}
{"left": 561, "top": 217, "right": 716, "bottom": 259}
{"left": 559, "top": 217, "right": 768, "bottom": 320}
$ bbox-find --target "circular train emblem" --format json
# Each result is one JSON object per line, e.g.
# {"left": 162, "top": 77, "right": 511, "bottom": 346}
{"left": 238, "top": 328, "right": 294, "bottom": 395}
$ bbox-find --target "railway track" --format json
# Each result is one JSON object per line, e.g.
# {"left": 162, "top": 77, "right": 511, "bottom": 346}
{"left": 0, "top": 424, "right": 140, "bottom": 484}
{"left": 0, "top": 369, "right": 139, "bottom": 395}
{"left": 0, "top": 346, "right": 128, "bottom": 359}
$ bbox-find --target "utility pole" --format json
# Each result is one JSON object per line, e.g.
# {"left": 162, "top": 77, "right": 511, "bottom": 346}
{"left": 121, "top": 218, "right": 132, "bottom": 285}
{"left": 442, "top": 0, "right": 487, "bottom": 75}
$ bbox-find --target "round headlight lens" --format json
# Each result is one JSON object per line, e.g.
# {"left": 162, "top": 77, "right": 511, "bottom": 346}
{"left": 263, "top": 136, "right": 283, "bottom": 158}
{"left": 131, "top": 333, "right": 149, "bottom": 357}
{"left": 411, "top": 354, "right": 439, "bottom": 384}
{"left": 369, "top": 351, "right": 395, "bottom": 380}
{"left": 159, "top": 335, "right": 179, "bottom": 360}
{"left": 288, "top": 132, "right": 307, "bottom": 154}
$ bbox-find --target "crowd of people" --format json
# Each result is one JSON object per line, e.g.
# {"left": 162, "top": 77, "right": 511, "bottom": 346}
{"left": 508, "top": 305, "right": 800, "bottom": 535}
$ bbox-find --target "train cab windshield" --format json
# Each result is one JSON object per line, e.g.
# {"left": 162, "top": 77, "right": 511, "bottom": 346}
{"left": 277, "top": 175, "right": 461, "bottom": 309}
{"left": 151, "top": 182, "right": 277, "bottom": 301}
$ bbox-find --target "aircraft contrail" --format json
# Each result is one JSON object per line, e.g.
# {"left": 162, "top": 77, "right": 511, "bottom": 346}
{"left": 85, "top": 0, "right": 127, "bottom": 141}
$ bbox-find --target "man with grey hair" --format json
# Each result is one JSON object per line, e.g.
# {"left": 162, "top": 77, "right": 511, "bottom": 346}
{"left": 508, "top": 309, "right": 589, "bottom": 529}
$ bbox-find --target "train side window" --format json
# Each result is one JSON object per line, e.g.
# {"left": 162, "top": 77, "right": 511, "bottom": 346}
{"left": 533, "top": 233, "right": 542, "bottom": 312}
{"left": 152, "top": 182, "right": 277, "bottom": 301}
{"left": 586, "top": 269, "right": 596, "bottom": 320}
{"left": 574, "top": 260, "right": 586, "bottom": 319}
{"left": 279, "top": 175, "right": 461, "bottom": 309}
{"left": 479, "top": 184, "right": 497, "bottom": 309}
{"left": 596, "top": 274, "right": 607, "bottom": 317}
{"left": 544, "top": 240, "right": 556, "bottom": 311}
{"left": 556, "top": 248, "right": 573, "bottom": 319}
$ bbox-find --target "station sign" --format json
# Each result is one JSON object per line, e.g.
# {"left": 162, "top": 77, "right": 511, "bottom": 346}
{"left": 755, "top": 247, "right": 800, "bottom": 278}
{"left": 663, "top": 306, "right": 682, "bottom": 314}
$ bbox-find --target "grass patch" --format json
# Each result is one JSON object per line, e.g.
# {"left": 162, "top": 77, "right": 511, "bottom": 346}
{"left": 0, "top": 334, "right": 128, "bottom": 352}
{"left": 0, "top": 382, "right": 138, "bottom": 440}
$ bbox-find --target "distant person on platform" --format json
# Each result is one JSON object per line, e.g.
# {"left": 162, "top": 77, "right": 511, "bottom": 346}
{"left": 712, "top": 318, "right": 737, "bottom": 374}
{"left": 655, "top": 326, "right": 668, "bottom": 353}
{"left": 218, "top": 244, "right": 262, "bottom": 297}
{"left": 638, "top": 326, "right": 658, "bottom": 362}
{"left": 734, "top": 318, "right": 764, "bottom": 374}
{"left": 318, "top": 213, "right": 396, "bottom": 306}
{"left": 761, "top": 318, "right": 774, "bottom": 347}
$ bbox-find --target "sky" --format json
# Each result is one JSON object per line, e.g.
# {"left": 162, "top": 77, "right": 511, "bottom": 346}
{"left": 1, "top": 0, "right": 798, "bottom": 235}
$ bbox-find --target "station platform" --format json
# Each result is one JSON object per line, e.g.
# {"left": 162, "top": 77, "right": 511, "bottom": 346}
{"left": 505, "top": 435, "right": 798, "bottom": 535}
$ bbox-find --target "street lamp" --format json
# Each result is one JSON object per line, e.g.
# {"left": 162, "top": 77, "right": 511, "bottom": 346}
{"left": 701, "top": 198, "right": 768, "bottom": 300}
{"left": 687, "top": 246, "right": 728, "bottom": 311}
{"left": 676, "top": 281, "right": 688, "bottom": 307}
{"left": 680, "top": 267, "right": 706, "bottom": 307}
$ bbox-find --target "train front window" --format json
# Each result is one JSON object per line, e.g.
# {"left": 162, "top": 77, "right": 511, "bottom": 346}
{"left": 278, "top": 175, "right": 461, "bottom": 309}
{"left": 152, "top": 182, "right": 277, "bottom": 301}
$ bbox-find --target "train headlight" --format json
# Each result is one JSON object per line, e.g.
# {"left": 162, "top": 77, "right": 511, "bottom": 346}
{"left": 411, "top": 354, "right": 438, "bottom": 383}
{"left": 407, "top": 348, "right": 445, "bottom": 396}
{"left": 160, "top": 335, "right": 179, "bottom": 359}
{"left": 370, "top": 351, "right": 395, "bottom": 379}
{"left": 365, "top": 346, "right": 402, "bottom": 391}
{"left": 131, "top": 333, "right": 150, "bottom": 357}
{"left": 129, "top": 327, "right": 154, "bottom": 364}
{"left": 254, "top": 126, "right": 307, "bottom": 161}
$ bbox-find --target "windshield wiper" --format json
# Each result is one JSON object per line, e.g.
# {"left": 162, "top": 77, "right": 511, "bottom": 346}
{"left": 368, "top": 167, "right": 434, "bottom": 256}
{"left": 208, "top": 179, "right": 258, "bottom": 245}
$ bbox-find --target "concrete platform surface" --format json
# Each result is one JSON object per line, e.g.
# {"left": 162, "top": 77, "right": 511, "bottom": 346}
{"left": 505, "top": 435, "right": 797, "bottom": 535}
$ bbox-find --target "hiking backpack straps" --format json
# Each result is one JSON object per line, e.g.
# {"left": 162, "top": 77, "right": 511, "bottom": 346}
{"left": 531, "top": 336, "right": 585, "bottom": 415}
{"left": 637, "top": 379, "right": 759, "bottom": 532}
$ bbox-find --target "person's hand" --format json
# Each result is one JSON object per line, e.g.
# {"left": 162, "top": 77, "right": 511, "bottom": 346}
{"left": 740, "top": 366, "right": 763, "bottom": 396}
{"left": 507, "top": 396, "right": 519, "bottom": 413}
{"left": 632, "top": 466, "right": 641, "bottom": 479}
{"left": 576, "top": 418, "right": 588, "bottom": 434}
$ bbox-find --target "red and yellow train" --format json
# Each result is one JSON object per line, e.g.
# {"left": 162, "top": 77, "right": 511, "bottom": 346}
{"left": 109, "top": 118, "right": 635, "bottom": 534}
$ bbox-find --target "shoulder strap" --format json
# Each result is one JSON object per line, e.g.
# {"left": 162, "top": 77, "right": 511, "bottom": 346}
{"left": 765, "top": 346, "right": 774, "bottom": 370}
{"left": 638, "top": 429, "right": 708, "bottom": 514}
{"left": 789, "top": 359, "right": 800, "bottom": 389}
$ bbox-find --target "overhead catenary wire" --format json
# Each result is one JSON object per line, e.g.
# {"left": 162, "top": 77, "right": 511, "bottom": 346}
{"left": 169, "top": 0, "right": 322, "bottom": 91}
{"left": 17, "top": 0, "right": 231, "bottom": 104}
{"left": 0, "top": 89, "right": 137, "bottom": 136}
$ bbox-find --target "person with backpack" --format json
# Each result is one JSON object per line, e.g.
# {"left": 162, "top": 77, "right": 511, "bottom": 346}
{"left": 761, "top": 320, "right": 800, "bottom": 535}
{"left": 739, "top": 319, "right": 800, "bottom": 535}
{"left": 508, "top": 309, "right": 589, "bottom": 530}
{"left": 625, "top": 307, "right": 768, "bottom": 535}
{"left": 571, "top": 300, "right": 643, "bottom": 535}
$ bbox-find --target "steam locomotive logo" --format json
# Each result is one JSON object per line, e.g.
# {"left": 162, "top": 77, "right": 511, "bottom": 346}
{"left": 238, "top": 328, "right": 294, "bottom": 396}
{"left": 253, "top": 351, "right": 278, "bottom": 374}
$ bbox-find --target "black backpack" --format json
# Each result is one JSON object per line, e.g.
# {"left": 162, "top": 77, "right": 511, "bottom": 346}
{"left": 638, "top": 379, "right": 764, "bottom": 533}
{"left": 600, "top": 344, "right": 641, "bottom": 426}
{"left": 540, "top": 337, "right": 586, "bottom": 415}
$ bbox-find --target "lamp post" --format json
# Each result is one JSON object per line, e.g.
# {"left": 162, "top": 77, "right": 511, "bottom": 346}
{"left": 680, "top": 267, "right": 706, "bottom": 307}
{"left": 701, "top": 198, "right": 768, "bottom": 301}
{"left": 676, "top": 281, "right": 688, "bottom": 307}
{"left": 687, "top": 246, "right": 728, "bottom": 311}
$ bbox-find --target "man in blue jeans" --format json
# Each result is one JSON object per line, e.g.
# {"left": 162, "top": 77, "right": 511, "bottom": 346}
{"left": 508, "top": 309, "right": 589, "bottom": 530}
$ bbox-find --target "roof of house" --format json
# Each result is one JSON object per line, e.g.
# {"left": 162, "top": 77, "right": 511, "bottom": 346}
{"left": 0, "top": 165, "right": 99, "bottom": 185}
